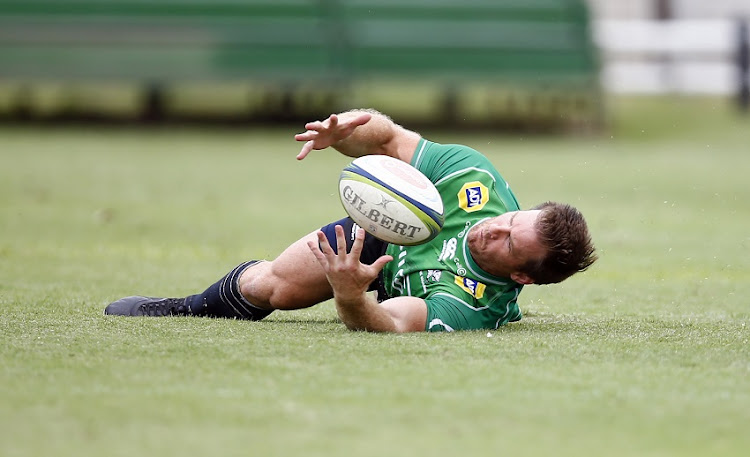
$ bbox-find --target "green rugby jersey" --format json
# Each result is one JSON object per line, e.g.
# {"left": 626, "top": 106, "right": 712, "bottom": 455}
{"left": 381, "top": 138, "right": 524, "bottom": 332}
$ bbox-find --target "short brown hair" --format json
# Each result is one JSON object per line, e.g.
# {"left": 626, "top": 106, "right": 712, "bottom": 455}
{"left": 521, "top": 202, "right": 597, "bottom": 285}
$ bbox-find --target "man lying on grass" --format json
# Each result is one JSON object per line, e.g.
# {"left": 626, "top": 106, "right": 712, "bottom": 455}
{"left": 106, "top": 109, "right": 597, "bottom": 332}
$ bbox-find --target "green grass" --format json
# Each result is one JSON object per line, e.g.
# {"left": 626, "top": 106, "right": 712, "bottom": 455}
{"left": 1, "top": 97, "right": 749, "bottom": 457}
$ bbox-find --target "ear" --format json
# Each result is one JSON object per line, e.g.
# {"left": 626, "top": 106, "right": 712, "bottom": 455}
{"left": 510, "top": 272, "right": 535, "bottom": 285}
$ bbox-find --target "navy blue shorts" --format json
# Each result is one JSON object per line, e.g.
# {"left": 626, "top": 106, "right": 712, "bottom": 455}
{"left": 320, "top": 217, "right": 389, "bottom": 298}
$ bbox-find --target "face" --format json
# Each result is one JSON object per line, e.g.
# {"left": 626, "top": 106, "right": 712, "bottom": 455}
{"left": 466, "top": 210, "right": 546, "bottom": 284}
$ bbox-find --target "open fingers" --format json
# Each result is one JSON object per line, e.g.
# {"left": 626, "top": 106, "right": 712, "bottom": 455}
{"left": 316, "top": 229, "right": 336, "bottom": 256}
{"left": 306, "top": 243, "right": 328, "bottom": 271}
{"left": 307, "top": 230, "right": 334, "bottom": 266}
{"left": 294, "top": 130, "right": 316, "bottom": 141}
{"left": 349, "top": 227, "right": 365, "bottom": 259}
{"left": 303, "top": 120, "right": 324, "bottom": 131}
{"left": 349, "top": 228, "right": 391, "bottom": 274}
{"left": 296, "top": 140, "right": 314, "bottom": 160}
{"left": 334, "top": 224, "right": 348, "bottom": 256}
{"left": 327, "top": 114, "right": 338, "bottom": 130}
{"left": 303, "top": 114, "right": 337, "bottom": 133}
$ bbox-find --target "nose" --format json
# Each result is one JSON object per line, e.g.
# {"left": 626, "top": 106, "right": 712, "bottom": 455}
{"left": 487, "top": 220, "right": 511, "bottom": 238}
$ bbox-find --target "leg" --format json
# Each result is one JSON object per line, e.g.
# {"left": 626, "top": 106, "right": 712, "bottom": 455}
{"left": 105, "top": 231, "right": 334, "bottom": 319}
{"left": 105, "top": 218, "right": 385, "bottom": 318}
{"left": 241, "top": 218, "right": 388, "bottom": 310}
{"left": 104, "top": 260, "right": 274, "bottom": 320}
{"left": 239, "top": 231, "right": 334, "bottom": 310}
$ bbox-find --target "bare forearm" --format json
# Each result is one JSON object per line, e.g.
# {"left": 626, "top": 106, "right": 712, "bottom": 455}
{"left": 334, "top": 293, "right": 398, "bottom": 333}
{"left": 306, "top": 226, "right": 424, "bottom": 332}
{"left": 332, "top": 109, "right": 418, "bottom": 161}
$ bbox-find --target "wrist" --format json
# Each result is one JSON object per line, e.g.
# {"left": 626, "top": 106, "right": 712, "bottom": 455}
{"left": 334, "top": 290, "right": 370, "bottom": 308}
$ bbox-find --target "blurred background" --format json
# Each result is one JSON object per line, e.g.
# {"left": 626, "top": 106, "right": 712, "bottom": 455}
{"left": 1, "top": 0, "right": 747, "bottom": 130}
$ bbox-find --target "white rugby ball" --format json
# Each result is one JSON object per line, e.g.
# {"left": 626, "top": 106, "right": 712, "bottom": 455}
{"left": 339, "top": 155, "right": 444, "bottom": 245}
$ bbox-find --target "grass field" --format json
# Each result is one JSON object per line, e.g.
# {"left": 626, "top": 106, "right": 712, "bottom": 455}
{"left": 1, "top": 97, "right": 749, "bottom": 457}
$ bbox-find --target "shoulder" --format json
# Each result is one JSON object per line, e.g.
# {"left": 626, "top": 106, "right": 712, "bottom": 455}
{"left": 413, "top": 139, "right": 490, "bottom": 167}
{"left": 412, "top": 139, "right": 502, "bottom": 184}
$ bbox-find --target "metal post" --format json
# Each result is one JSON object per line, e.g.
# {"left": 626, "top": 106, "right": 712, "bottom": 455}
{"left": 141, "top": 82, "right": 165, "bottom": 123}
{"left": 738, "top": 19, "right": 749, "bottom": 113}
{"left": 654, "top": 0, "right": 672, "bottom": 21}
{"left": 654, "top": 0, "right": 674, "bottom": 93}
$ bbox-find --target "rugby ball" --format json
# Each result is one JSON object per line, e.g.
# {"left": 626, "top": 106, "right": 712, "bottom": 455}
{"left": 339, "top": 155, "right": 444, "bottom": 245}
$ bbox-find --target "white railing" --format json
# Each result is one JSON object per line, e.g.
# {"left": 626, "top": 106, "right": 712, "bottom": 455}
{"left": 593, "top": 19, "right": 749, "bottom": 94}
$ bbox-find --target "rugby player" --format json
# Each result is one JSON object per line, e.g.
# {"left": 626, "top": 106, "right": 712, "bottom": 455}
{"left": 105, "top": 110, "right": 597, "bottom": 332}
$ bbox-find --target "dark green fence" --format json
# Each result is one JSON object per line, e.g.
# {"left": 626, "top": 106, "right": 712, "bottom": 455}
{"left": 0, "top": 0, "right": 602, "bottom": 128}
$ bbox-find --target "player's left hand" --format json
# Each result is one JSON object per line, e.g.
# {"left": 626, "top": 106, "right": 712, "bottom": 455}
{"left": 307, "top": 225, "right": 392, "bottom": 304}
{"left": 295, "top": 112, "right": 372, "bottom": 160}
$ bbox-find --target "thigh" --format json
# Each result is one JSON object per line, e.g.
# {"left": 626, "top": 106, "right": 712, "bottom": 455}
{"left": 240, "top": 217, "right": 388, "bottom": 310}
{"left": 240, "top": 231, "right": 333, "bottom": 310}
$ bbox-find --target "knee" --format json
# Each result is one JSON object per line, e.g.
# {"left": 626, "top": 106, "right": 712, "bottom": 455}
{"left": 238, "top": 261, "right": 275, "bottom": 308}
{"left": 239, "top": 261, "right": 329, "bottom": 310}
{"left": 240, "top": 279, "right": 300, "bottom": 310}
{"left": 237, "top": 262, "right": 303, "bottom": 310}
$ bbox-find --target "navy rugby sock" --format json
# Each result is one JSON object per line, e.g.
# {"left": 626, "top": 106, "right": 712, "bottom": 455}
{"left": 183, "top": 260, "right": 273, "bottom": 321}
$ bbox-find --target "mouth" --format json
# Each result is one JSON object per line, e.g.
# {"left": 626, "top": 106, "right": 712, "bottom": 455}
{"left": 470, "top": 224, "right": 485, "bottom": 249}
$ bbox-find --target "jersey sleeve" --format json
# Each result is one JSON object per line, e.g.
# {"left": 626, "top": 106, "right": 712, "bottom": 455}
{"left": 411, "top": 140, "right": 501, "bottom": 185}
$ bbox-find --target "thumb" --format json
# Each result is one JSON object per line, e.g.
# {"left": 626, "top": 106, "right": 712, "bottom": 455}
{"left": 371, "top": 255, "right": 393, "bottom": 272}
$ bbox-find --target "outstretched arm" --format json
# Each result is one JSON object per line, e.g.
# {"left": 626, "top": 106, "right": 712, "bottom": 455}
{"left": 307, "top": 225, "right": 427, "bottom": 333}
{"left": 295, "top": 109, "right": 421, "bottom": 163}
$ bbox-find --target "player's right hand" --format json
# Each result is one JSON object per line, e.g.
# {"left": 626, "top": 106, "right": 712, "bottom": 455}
{"left": 306, "top": 225, "right": 392, "bottom": 304}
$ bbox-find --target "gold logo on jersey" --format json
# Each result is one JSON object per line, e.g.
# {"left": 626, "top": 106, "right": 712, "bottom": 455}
{"left": 454, "top": 276, "right": 486, "bottom": 299}
{"left": 457, "top": 181, "right": 489, "bottom": 213}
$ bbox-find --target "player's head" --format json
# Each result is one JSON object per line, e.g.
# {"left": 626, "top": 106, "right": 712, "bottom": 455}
{"left": 522, "top": 201, "right": 597, "bottom": 284}
{"left": 467, "top": 202, "right": 596, "bottom": 285}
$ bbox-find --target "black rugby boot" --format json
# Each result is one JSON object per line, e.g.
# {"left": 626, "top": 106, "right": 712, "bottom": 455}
{"left": 105, "top": 296, "right": 189, "bottom": 317}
